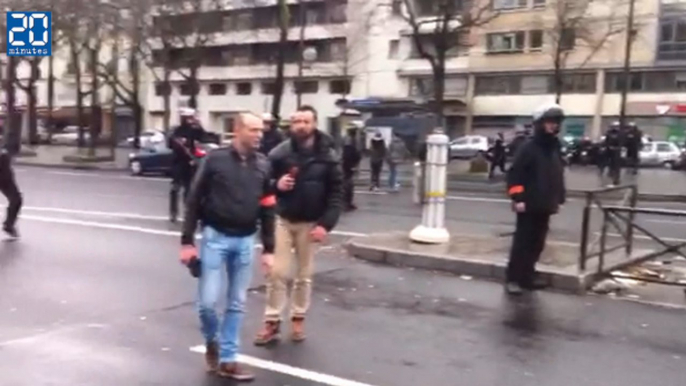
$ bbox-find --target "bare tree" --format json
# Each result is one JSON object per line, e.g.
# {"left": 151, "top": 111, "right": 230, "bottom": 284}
{"left": 272, "top": 0, "right": 290, "bottom": 121}
{"left": 537, "top": 0, "right": 625, "bottom": 102}
{"left": 14, "top": 58, "right": 41, "bottom": 145}
{"left": 98, "top": 0, "right": 148, "bottom": 148}
{"left": 402, "top": 0, "right": 497, "bottom": 127}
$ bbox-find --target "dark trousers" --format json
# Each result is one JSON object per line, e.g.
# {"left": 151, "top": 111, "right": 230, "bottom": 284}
{"left": 507, "top": 212, "right": 550, "bottom": 286}
{"left": 626, "top": 150, "right": 639, "bottom": 174}
{"left": 607, "top": 151, "right": 621, "bottom": 185}
{"left": 489, "top": 159, "right": 506, "bottom": 178}
{"left": 343, "top": 170, "right": 355, "bottom": 208}
{"left": 370, "top": 161, "right": 383, "bottom": 188}
{"left": 0, "top": 163, "right": 22, "bottom": 230}
{"left": 169, "top": 168, "right": 192, "bottom": 220}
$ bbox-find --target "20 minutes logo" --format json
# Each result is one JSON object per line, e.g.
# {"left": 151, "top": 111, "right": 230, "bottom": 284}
{"left": 6, "top": 11, "right": 52, "bottom": 57}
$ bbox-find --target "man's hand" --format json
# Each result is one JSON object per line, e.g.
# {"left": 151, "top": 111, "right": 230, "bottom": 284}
{"left": 180, "top": 245, "right": 197, "bottom": 265}
{"left": 261, "top": 253, "right": 274, "bottom": 276}
{"left": 277, "top": 174, "right": 295, "bottom": 191}
{"left": 310, "top": 226, "right": 328, "bottom": 242}
{"left": 513, "top": 202, "right": 526, "bottom": 213}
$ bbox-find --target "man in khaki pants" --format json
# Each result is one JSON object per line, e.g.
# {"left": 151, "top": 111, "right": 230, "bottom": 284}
{"left": 255, "top": 105, "right": 342, "bottom": 345}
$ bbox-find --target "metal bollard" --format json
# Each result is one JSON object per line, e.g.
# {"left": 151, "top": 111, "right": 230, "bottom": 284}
{"left": 409, "top": 130, "right": 450, "bottom": 244}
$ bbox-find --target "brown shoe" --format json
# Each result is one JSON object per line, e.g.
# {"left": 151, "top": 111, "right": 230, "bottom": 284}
{"left": 205, "top": 341, "right": 219, "bottom": 372}
{"left": 254, "top": 321, "right": 280, "bottom": 346}
{"left": 217, "top": 362, "right": 255, "bottom": 382}
{"left": 291, "top": 317, "right": 306, "bottom": 342}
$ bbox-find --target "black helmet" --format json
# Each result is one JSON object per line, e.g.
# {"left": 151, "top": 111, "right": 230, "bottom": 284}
{"left": 532, "top": 103, "right": 565, "bottom": 124}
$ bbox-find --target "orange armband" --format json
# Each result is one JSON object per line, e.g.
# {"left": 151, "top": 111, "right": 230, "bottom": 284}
{"left": 508, "top": 185, "right": 524, "bottom": 196}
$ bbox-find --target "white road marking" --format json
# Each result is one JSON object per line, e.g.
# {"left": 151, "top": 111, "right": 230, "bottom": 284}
{"left": 189, "top": 346, "right": 375, "bottom": 386}
{"left": 20, "top": 206, "right": 169, "bottom": 221}
{"left": 19, "top": 213, "right": 365, "bottom": 239}
{"left": 605, "top": 232, "right": 686, "bottom": 243}
{"left": 446, "top": 195, "right": 509, "bottom": 203}
{"left": 646, "top": 219, "right": 686, "bottom": 225}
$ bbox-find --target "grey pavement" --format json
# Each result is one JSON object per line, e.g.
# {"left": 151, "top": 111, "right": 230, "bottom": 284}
{"left": 13, "top": 145, "right": 131, "bottom": 171}
{"left": 357, "top": 161, "right": 686, "bottom": 200}
{"left": 2, "top": 167, "right": 686, "bottom": 385}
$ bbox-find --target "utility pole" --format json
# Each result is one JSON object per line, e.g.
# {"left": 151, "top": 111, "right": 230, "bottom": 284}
{"left": 618, "top": 0, "right": 636, "bottom": 129}
{"left": 295, "top": 0, "right": 307, "bottom": 108}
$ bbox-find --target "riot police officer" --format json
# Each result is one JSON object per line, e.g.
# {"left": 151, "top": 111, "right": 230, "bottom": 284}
{"left": 624, "top": 122, "right": 643, "bottom": 175}
{"left": 0, "top": 149, "right": 22, "bottom": 238}
{"left": 168, "top": 108, "right": 206, "bottom": 223}
{"left": 602, "top": 121, "right": 623, "bottom": 186}
{"left": 506, "top": 103, "right": 566, "bottom": 295}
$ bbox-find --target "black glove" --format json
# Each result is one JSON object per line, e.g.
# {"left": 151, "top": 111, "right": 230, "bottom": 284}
{"left": 187, "top": 258, "right": 202, "bottom": 278}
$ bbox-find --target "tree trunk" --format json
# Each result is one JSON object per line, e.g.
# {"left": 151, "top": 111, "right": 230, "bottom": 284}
{"left": 188, "top": 65, "right": 198, "bottom": 109}
{"left": 271, "top": 0, "right": 289, "bottom": 121}
{"left": 163, "top": 69, "right": 171, "bottom": 134}
{"left": 47, "top": 53, "right": 55, "bottom": 142}
{"left": 4, "top": 57, "right": 20, "bottom": 154}
{"left": 27, "top": 60, "right": 40, "bottom": 145}
{"left": 89, "top": 47, "right": 101, "bottom": 156}
{"left": 71, "top": 42, "right": 86, "bottom": 149}
{"left": 295, "top": 0, "right": 307, "bottom": 108}
{"left": 432, "top": 63, "right": 446, "bottom": 130}
{"left": 131, "top": 54, "right": 142, "bottom": 148}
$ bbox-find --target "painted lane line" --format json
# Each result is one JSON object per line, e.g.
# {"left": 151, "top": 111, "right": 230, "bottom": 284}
{"left": 20, "top": 206, "right": 169, "bottom": 221}
{"left": 604, "top": 232, "right": 686, "bottom": 243}
{"left": 19, "top": 214, "right": 365, "bottom": 239}
{"left": 189, "top": 346, "right": 375, "bottom": 386}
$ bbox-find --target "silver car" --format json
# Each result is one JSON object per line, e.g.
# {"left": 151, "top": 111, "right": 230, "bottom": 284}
{"left": 640, "top": 141, "right": 682, "bottom": 168}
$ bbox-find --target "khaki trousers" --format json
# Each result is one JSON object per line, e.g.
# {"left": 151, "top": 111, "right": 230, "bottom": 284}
{"left": 264, "top": 217, "right": 316, "bottom": 321}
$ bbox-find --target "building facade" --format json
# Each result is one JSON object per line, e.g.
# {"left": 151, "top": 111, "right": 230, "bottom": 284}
{"left": 147, "top": 0, "right": 685, "bottom": 141}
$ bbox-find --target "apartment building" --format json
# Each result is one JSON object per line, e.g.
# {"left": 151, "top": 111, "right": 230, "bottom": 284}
{"left": 147, "top": 0, "right": 685, "bottom": 140}
{"left": 395, "top": 0, "right": 686, "bottom": 140}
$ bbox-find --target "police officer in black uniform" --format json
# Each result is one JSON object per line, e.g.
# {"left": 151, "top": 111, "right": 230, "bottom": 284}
{"left": 505, "top": 104, "right": 566, "bottom": 295}
{"left": 624, "top": 122, "right": 643, "bottom": 175}
{"left": 168, "top": 108, "right": 206, "bottom": 223}
{"left": 0, "top": 149, "right": 22, "bottom": 238}
{"left": 602, "top": 122, "right": 623, "bottom": 186}
{"left": 488, "top": 133, "right": 507, "bottom": 179}
{"left": 259, "top": 113, "right": 285, "bottom": 156}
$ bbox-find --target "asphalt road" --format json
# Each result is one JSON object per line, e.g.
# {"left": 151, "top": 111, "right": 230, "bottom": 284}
{"left": 1, "top": 167, "right": 686, "bottom": 386}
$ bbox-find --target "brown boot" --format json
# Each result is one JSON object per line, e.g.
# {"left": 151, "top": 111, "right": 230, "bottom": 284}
{"left": 291, "top": 317, "right": 306, "bottom": 342}
{"left": 254, "top": 321, "right": 280, "bottom": 346}
{"left": 217, "top": 362, "right": 255, "bottom": 382}
{"left": 205, "top": 341, "right": 219, "bottom": 372}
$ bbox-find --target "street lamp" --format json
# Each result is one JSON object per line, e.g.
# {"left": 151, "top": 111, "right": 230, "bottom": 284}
{"left": 296, "top": 46, "right": 318, "bottom": 107}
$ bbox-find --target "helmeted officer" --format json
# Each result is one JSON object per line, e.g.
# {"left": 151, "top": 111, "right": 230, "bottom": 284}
{"left": 0, "top": 149, "right": 22, "bottom": 238}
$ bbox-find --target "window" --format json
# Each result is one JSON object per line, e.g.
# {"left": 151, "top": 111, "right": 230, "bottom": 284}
{"left": 236, "top": 82, "right": 252, "bottom": 95}
{"left": 392, "top": 0, "right": 403, "bottom": 15}
{"left": 411, "top": 34, "right": 464, "bottom": 58}
{"left": 444, "top": 77, "right": 468, "bottom": 96}
{"left": 558, "top": 73, "right": 596, "bottom": 93}
{"left": 529, "top": 30, "right": 543, "bottom": 50}
{"left": 208, "top": 83, "right": 227, "bottom": 95}
{"left": 329, "top": 79, "right": 351, "bottom": 94}
{"left": 179, "top": 83, "right": 198, "bottom": 96}
{"left": 410, "top": 78, "right": 434, "bottom": 97}
{"left": 388, "top": 40, "right": 400, "bottom": 59}
{"left": 487, "top": 32, "right": 525, "bottom": 53}
{"left": 520, "top": 75, "right": 549, "bottom": 94}
{"left": 261, "top": 82, "right": 276, "bottom": 95}
{"left": 417, "top": 0, "right": 463, "bottom": 16}
{"left": 475, "top": 76, "right": 520, "bottom": 95}
{"left": 533, "top": 0, "right": 546, "bottom": 8}
{"left": 294, "top": 80, "right": 319, "bottom": 94}
{"left": 560, "top": 28, "right": 576, "bottom": 50}
{"left": 155, "top": 83, "right": 171, "bottom": 96}
{"left": 329, "top": 39, "right": 347, "bottom": 61}
{"left": 657, "top": 143, "right": 672, "bottom": 153}
{"left": 658, "top": 20, "right": 686, "bottom": 61}
{"left": 604, "top": 71, "right": 686, "bottom": 93}
{"left": 492, "top": 0, "right": 527, "bottom": 11}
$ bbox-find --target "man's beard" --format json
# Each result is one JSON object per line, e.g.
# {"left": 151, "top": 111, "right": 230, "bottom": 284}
{"left": 293, "top": 130, "right": 314, "bottom": 143}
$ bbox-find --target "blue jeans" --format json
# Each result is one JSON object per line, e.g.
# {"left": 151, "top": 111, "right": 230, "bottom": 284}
{"left": 388, "top": 163, "right": 398, "bottom": 188}
{"left": 197, "top": 226, "right": 255, "bottom": 363}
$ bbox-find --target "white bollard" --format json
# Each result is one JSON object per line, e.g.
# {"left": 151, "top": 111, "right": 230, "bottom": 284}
{"left": 409, "top": 130, "right": 450, "bottom": 244}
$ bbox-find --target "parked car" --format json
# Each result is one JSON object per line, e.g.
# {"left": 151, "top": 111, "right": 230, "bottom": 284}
{"left": 639, "top": 141, "right": 682, "bottom": 168}
{"left": 52, "top": 126, "right": 89, "bottom": 145}
{"left": 122, "top": 130, "right": 166, "bottom": 148}
{"left": 449, "top": 135, "right": 491, "bottom": 159}
{"left": 128, "top": 141, "right": 222, "bottom": 176}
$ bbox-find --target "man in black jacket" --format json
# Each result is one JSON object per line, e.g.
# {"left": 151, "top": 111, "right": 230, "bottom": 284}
{"left": 0, "top": 149, "right": 22, "bottom": 238}
{"left": 624, "top": 122, "right": 643, "bottom": 175}
{"left": 180, "top": 112, "right": 275, "bottom": 381}
{"left": 341, "top": 125, "right": 362, "bottom": 211}
{"left": 602, "top": 122, "right": 623, "bottom": 186}
{"left": 259, "top": 113, "right": 285, "bottom": 155}
{"left": 254, "top": 105, "right": 342, "bottom": 345}
{"left": 168, "top": 108, "right": 206, "bottom": 223}
{"left": 506, "top": 103, "right": 566, "bottom": 295}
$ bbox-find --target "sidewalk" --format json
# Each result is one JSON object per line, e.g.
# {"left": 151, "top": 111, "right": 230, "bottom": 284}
{"left": 13, "top": 145, "right": 130, "bottom": 171}
{"left": 346, "top": 231, "right": 652, "bottom": 294}
{"left": 356, "top": 161, "right": 686, "bottom": 202}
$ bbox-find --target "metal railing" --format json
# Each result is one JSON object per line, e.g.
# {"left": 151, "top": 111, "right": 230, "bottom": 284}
{"left": 578, "top": 184, "right": 638, "bottom": 273}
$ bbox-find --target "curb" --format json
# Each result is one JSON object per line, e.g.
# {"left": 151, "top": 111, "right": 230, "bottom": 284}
{"left": 345, "top": 234, "right": 595, "bottom": 294}
{"left": 14, "top": 161, "right": 128, "bottom": 173}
